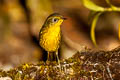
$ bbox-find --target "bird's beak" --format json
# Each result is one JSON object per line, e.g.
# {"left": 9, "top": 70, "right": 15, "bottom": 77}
{"left": 62, "top": 17, "right": 67, "bottom": 20}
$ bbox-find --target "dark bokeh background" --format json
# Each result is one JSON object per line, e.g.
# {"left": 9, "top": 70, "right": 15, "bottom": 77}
{"left": 0, "top": 0, "right": 120, "bottom": 70}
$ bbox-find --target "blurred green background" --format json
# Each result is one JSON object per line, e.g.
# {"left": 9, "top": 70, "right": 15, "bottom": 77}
{"left": 0, "top": 0, "right": 120, "bottom": 70}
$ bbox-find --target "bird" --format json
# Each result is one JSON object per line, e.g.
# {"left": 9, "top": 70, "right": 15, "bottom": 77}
{"left": 39, "top": 13, "right": 66, "bottom": 64}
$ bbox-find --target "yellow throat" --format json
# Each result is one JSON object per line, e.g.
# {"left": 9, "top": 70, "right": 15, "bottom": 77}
{"left": 39, "top": 24, "right": 61, "bottom": 52}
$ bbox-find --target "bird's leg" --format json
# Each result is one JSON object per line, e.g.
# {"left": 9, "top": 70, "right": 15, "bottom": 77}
{"left": 56, "top": 51, "right": 61, "bottom": 69}
{"left": 47, "top": 52, "right": 50, "bottom": 62}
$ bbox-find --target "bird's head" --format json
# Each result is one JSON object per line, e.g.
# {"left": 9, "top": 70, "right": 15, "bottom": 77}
{"left": 44, "top": 13, "right": 66, "bottom": 27}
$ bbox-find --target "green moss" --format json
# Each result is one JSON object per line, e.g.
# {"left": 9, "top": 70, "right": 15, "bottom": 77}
{"left": 0, "top": 47, "right": 120, "bottom": 79}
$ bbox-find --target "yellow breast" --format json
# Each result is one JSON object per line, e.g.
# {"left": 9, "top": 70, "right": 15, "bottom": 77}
{"left": 39, "top": 26, "right": 61, "bottom": 52}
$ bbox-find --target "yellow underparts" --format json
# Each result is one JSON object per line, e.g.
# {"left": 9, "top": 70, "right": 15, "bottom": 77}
{"left": 40, "top": 25, "right": 61, "bottom": 52}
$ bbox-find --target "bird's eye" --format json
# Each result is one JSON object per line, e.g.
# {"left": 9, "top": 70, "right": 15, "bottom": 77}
{"left": 52, "top": 18, "right": 58, "bottom": 23}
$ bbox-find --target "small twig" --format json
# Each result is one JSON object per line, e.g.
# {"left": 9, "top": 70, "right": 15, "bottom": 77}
{"left": 106, "top": 65, "right": 113, "bottom": 80}
{"left": 103, "top": 68, "right": 105, "bottom": 80}
{"left": 91, "top": 75, "right": 94, "bottom": 80}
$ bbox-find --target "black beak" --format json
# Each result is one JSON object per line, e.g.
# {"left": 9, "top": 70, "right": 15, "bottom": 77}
{"left": 62, "top": 17, "right": 67, "bottom": 20}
